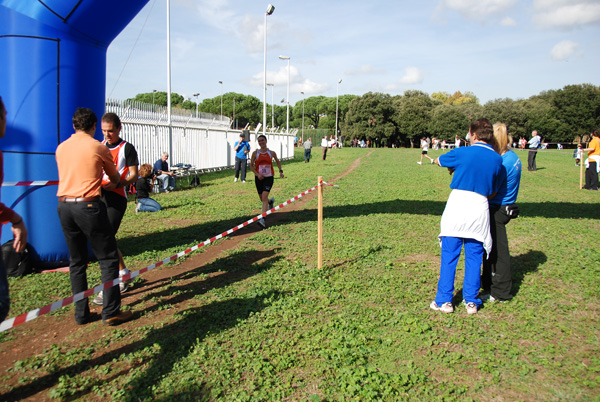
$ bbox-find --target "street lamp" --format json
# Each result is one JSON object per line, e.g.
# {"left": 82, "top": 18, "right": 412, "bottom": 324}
{"left": 335, "top": 78, "right": 342, "bottom": 140}
{"left": 301, "top": 91, "right": 305, "bottom": 143}
{"left": 218, "top": 80, "right": 223, "bottom": 121}
{"left": 263, "top": 4, "right": 275, "bottom": 136}
{"left": 279, "top": 55, "right": 290, "bottom": 134}
{"left": 193, "top": 92, "right": 200, "bottom": 118}
{"left": 152, "top": 89, "right": 157, "bottom": 111}
{"left": 266, "top": 83, "right": 274, "bottom": 129}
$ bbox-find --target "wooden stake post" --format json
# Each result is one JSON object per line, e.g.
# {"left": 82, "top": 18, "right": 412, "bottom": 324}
{"left": 318, "top": 176, "right": 323, "bottom": 269}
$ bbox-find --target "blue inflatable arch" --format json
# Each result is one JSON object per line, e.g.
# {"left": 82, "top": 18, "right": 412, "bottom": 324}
{"left": 0, "top": 0, "right": 149, "bottom": 265}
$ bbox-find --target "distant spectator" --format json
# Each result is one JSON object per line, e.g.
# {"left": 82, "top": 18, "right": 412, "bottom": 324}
{"left": 303, "top": 137, "right": 312, "bottom": 163}
{"left": 321, "top": 135, "right": 328, "bottom": 160}
{"left": 527, "top": 130, "right": 541, "bottom": 171}
{"left": 153, "top": 152, "right": 176, "bottom": 192}
{"left": 233, "top": 132, "right": 251, "bottom": 183}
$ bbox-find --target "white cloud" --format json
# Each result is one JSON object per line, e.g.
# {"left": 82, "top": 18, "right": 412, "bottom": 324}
{"left": 397, "top": 67, "right": 425, "bottom": 85}
{"left": 500, "top": 16, "right": 517, "bottom": 26}
{"left": 436, "top": 0, "right": 517, "bottom": 22}
{"left": 345, "top": 64, "right": 386, "bottom": 76}
{"left": 550, "top": 40, "right": 579, "bottom": 60}
{"left": 250, "top": 65, "right": 328, "bottom": 95}
{"left": 533, "top": 0, "right": 600, "bottom": 29}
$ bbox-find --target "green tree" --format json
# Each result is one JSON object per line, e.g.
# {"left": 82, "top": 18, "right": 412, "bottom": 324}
{"left": 343, "top": 92, "right": 397, "bottom": 145}
{"left": 394, "top": 90, "right": 437, "bottom": 147}
{"left": 552, "top": 84, "right": 600, "bottom": 141}
{"left": 429, "top": 104, "right": 470, "bottom": 140}
{"left": 483, "top": 98, "right": 528, "bottom": 140}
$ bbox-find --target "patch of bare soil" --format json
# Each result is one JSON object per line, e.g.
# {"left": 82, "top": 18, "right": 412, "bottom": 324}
{"left": 0, "top": 152, "right": 372, "bottom": 401}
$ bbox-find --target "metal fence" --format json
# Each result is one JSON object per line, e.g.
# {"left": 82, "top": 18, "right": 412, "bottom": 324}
{"left": 105, "top": 99, "right": 295, "bottom": 170}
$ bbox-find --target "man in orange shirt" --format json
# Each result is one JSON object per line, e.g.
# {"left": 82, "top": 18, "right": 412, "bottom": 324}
{"left": 56, "top": 108, "right": 132, "bottom": 326}
{"left": 583, "top": 130, "right": 600, "bottom": 191}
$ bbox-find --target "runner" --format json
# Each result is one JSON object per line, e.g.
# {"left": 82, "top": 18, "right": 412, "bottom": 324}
{"left": 249, "top": 135, "right": 284, "bottom": 228}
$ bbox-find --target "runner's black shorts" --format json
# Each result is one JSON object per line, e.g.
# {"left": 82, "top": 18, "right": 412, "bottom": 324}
{"left": 255, "top": 176, "right": 274, "bottom": 195}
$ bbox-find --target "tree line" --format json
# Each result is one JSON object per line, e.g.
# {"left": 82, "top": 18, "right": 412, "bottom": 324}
{"left": 131, "top": 83, "right": 600, "bottom": 146}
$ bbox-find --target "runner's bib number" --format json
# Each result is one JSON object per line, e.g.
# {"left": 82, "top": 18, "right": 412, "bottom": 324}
{"left": 259, "top": 165, "right": 273, "bottom": 177}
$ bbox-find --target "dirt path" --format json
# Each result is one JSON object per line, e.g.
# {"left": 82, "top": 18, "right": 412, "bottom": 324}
{"left": 0, "top": 151, "right": 372, "bottom": 399}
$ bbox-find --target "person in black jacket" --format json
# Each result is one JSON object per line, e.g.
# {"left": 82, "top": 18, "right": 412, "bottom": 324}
{"left": 135, "top": 164, "right": 162, "bottom": 213}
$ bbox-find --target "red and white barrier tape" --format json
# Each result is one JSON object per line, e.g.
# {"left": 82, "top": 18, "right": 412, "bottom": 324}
{"left": 0, "top": 181, "right": 327, "bottom": 332}
{"left": 2, "top": 180, "right": 59, "bottom": 187}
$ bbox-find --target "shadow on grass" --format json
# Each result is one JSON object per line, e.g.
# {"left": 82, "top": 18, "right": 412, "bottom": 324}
{"left": 117, "top": 197, "right": 596, "bottom": 263}
{"left": 511, "top": 249, "right": 546, "bottom": 297}
{"left": 1, "top": 250, "right": 281, "bottom": 401}
{"left": 451, "top": 249, "right": 546, "bottom": 307}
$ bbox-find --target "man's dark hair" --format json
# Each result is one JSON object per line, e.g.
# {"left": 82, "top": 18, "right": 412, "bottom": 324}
{"left": 72, "top": 108, "right": 97, "bottom": 132}
{"left": 469, "top": 118, "right": 494, "bottom": 143}
{"left": 101, "top": 112, "right": 121, "bottom": 129}
{"left": 257, "top": 134, "right": 267, "bottom": 141}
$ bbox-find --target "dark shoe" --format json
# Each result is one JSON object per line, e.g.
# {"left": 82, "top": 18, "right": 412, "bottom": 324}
{"left": 102, "top": 310, "right": 133, "bottom": 326}
{"left": 76, "top": 312, "right": 99, "bottom": 325}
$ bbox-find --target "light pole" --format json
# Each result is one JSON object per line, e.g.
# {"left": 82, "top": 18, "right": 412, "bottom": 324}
{"left": 263, "top": 4, "right": 275, "bottom": 136}
{"left": 266, "top": 83, "right": 274, "bottom": 129}
{"left": 335, "top": 78, "right": 342, "bottom": 140}
{"left": 152, "top": 89, "right": 157, "bottom": 111}
{"left": 301, "top": 91, "right": 305, "bottom": 143}
{"left": 279, "top": 55, "right": 290, "bottom": 133}
{"left": 193, "top": 92, "right": 200, "bottom": 118}
{"left": 218, "top": 80, "right": 223, "bottom": 121}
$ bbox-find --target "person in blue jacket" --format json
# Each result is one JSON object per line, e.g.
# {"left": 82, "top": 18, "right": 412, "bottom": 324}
{"left": 430, "top": 118, "right": 504, "bottom": 315}
{"left": 233, "top": 132, "right": 251, "bottom": 183}
{"left": 480, "top": 123, "right": 522, "bottom": 302}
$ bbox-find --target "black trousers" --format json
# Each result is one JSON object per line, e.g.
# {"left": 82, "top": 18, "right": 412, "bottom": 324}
{"left": 234, "top": 157, "right": 248, "bottom": 181}
{"left": 482, "top": 205, "right": 513, "bottom": 300}
{"left": 527, "top": 150, "right": 537, "bottom": 171}
{"left": 585, "top": 161, "right": 599, "bottom": 190}
{"left": 57, "top": 200, "right": 121, "bottom": 321}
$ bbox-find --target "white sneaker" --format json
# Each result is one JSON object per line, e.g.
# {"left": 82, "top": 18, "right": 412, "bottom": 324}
{"left": 463, "top": 300, "right": 478, "bottom": 315}
{"left": 135, "top": 202, "right": 141, "bottom": 214}
{"left": 430, "top": 301, "right": 454, "bottom": 313}
{"left": 431, "top": 159, "right": 434, "bottom": 164}
{"left": 92, "top": 291, "right": 104, "bottom": 306}
{"left": 417, "top": 161, "right": 422, "bottom": 165}
{"left": 234, "top": 178, "right": 238, "bottom": 182}
{"left": 242, "top": 180, "right": 246, "bottom": 183}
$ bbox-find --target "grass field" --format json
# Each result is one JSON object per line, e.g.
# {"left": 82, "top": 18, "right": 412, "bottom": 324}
{"left": 1, "top": 146, "right": 599, "bottom": 401}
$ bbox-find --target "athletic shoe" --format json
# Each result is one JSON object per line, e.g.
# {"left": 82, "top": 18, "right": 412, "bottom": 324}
{"left": 431, "top": 159, "right": 434, "bottom": 164}
{"left": 258, "top": 218, "right": 266, "bottom": 228}
{"left": 464, "top": 301, "right": 478, "bottom": 315}
{"left": 119, "top": 282, "right": 129, "bottom": 293}
{"left": 102, "top": 310, "right": 133, "bottom": 326}
{"left": 92, "top": 291, "right": 104, "bottom": 306}
{"left": 430, "top": 301, "right": 454, "bottom": 313}
{"left": 417, "top": 161, "right": 422, "bottom": 165}
{"left": 234, "top": 178, "right": 238, "bottom": 182}
{"left": 268, "top": 197, "right": 275, "bottom": 210}
{"left": 135, "top": 202, "right": 141, "bottom": 214}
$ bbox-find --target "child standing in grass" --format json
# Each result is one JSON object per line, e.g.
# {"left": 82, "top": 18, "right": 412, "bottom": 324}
{"left": 430, "top": 118, "right": 504, "bottom": 315}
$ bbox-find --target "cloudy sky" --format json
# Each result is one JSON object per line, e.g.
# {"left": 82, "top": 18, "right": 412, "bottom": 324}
{"left": 106, "top": 0, "right": 600, "bottom": 107}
